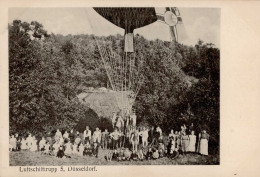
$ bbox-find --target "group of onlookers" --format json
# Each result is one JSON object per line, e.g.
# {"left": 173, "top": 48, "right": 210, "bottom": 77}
{"left": 9, "top": 120, "right": 210, "bottom": 161}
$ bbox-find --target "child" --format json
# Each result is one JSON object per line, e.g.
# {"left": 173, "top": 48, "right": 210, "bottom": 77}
{"left": 72, "top": 142, "right": 78, "bottom": 154}
{"left": 131, "top": 150, "right": 138, "bottom": 161}
{"left": 78, "top": 143, "right": 84, "bottom": 156}
{"left": 137, "top": 149, "right": 144, "bottom": 161}
{"left": 123, "top": 148, "right": 131, "bottom": 161}
{"left": 44, "top": 142, "right": 50, "bottom": 154}
{"left": 20, "top": 137, "right": 27, "bottom": 150}
{"left": 92, "top": 142, "right": 99, "bottom": 158}
{"left": 57, "top": 146, "right": 65, "bottom": 158}
{"left": 83, "top": 141, "right": 92, "bottom": 156}
{"left": 158, "top": 143, "right": 165, "bottom": 158}
{"left": 52, "top": 141, "right": 60, "bottom": 156}
{"left": 146, "top": 147, "right": 153, "bottom": 160}
{"left": 112, "top": 149, "right": 119, "bottom": 161}
{"left": 118, "top": 148, "right": 124, "bottom": 161}
{"left": 105, "top": 150, "right": 113, "bottom": 161}
{"left": 39, "top": 137, "right": 46, "bottom": 151}
{"left": 170, "top": 148, "right": 179, "bottom": 159}
{"left": 152, "top": 149, "right": 159, "bottom": 159}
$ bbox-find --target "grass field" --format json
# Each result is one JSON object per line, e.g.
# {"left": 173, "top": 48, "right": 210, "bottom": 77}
{"left": 10, "top": 149, "right": 219, "bottom": 166}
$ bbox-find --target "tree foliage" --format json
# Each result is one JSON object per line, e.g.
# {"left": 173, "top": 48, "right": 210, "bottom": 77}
{"left": 9, "top": 20, "right": 219, "bottom": 153}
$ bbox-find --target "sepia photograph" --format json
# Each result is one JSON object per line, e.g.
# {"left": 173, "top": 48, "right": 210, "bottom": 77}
{"left": 8, "top": 7, "right": 220, "bottom": 166}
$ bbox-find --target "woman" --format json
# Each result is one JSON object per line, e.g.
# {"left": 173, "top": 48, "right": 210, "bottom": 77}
{"left": 188, "top": 130, "right": 196, "bottom": 153}
{"left": 181, "top": 132, "right": 189, "bottom": 153}
{"left": 199, "top": 130, "right": 209, "bottom": 155}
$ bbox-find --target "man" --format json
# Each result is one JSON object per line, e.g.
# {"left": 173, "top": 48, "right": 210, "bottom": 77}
{"left": 46, "top": 131, "right": 53, "bottom": 146}
{"left": 101, "top": 129, "right": 109, "bottom": 149}
{"left": 111, "top": 112, "right": 117, "bottom": 129}
{"left": 110, "top": 129, "right": 121, "bottom": 149}
{"left": 130, "top": 128, "right": 139, "bottom": 152}
{"left": 69, "top": 129, "right": 76, "bottom": 143}
{"left": 83, "top": 126, "right": 92, "bottom": 143}
{"left": 115, "top": 114, "right": 124, "bottom": 132}
{"left": 148, "top": 126, "right": 155, "bottom": 144}
{"left": 92, "top": 127, "right": 101, "bottom": 144}
{"left": 141, "top": 127, "right": 149, "bottom": 147}
{"left": 130, "top": 112, "right": 136, "bottom": 127}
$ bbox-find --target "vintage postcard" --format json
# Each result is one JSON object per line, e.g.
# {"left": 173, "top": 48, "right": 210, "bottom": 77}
{"left": 1, "top": 0, "right": 260, "bottom": 177}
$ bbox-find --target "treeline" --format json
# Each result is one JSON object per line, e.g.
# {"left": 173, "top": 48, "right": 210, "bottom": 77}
{"left": 9, "top": 20, "right": 219, "bottom": 153}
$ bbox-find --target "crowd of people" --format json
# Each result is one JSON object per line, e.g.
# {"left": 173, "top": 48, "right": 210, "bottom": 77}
{"left": 9, "top": 112, "right": 210, "bottom": 161}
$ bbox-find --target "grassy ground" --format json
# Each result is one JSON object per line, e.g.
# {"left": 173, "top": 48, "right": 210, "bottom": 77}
{"left": 10, "top": 149, "right": 219, "bottom": 166}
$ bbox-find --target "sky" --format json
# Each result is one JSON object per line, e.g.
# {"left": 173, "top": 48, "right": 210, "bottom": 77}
{"left": 9, "top": 8, "right": 220, "bottom": 47}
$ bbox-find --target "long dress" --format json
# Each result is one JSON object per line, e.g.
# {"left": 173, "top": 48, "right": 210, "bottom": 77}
{"left": 39, "top": 139, "right": 46, "bottom": 150}
{"left": 181, "top": 135, "right": 189, "bottom": 152}
{"left": 64, "top": 142, "right": 72, "bottom": 155}
{"left": 44, "top": 144, "right": 50, "bottom": 154}
{"left": 78, "top": 144, "right": 84, "bottom": 156}
{"left": 199, "top": 133, "right": 209, "bottom": 155}
{"left": 188, "top": 135, "right": 196, "bottom": 152}
{"left": 30, "top": 140, "right": 38, "bottom": 151}
{"left": 53, "top": 143, "right": 60, "bottom": 155}
{"left": 26, "top": 136, "right": 33, "bottom": 149}
{"left": 21, "top": 139, "right": 27, "bottom": 150}
{"left": 72, "top": 144, "right": 78, "bottom": 154}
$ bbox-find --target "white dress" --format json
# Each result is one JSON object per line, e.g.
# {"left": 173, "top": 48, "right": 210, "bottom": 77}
{"left": 30, "top": 140, "right": 38, "bottom": 151}
{"left": 188, "top": 135, "right": 196, "bottom": 152}
{"left": 21, "top": 140, "right": 27, "bottom": 150}
{"left": 26, "top": 136, "right": 33, "bottom": 149}
{"left": 39, "top": 139, "right": 46, "bottom": 150}
{"left": 72, "top": 144, "right": 78, "bottom": 154}
{"left": 64, "top": 143, "right": 72, "bottom": 155}
{"left": 79, "top": 145, "right": 84, "bottom": 156}
{"left": 53, "top": 143, "right": 60, "bottom": 154}
{"left": 44, "top": 144, "right": 50, "bottom": 153}
{"left": 59, "top": 137, "right": 64, "bottom": 146}
{"left": 199, "top": 139, "right": 208, "bottom": 155}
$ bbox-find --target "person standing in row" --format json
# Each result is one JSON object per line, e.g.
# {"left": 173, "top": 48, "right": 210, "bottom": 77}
{"left": 110, "top": 128, "right": 121, "bottom": 149}
{"left": 188, "top": 130, "right": 196, "bottom": 153}
{"left": 101, "top": 129, "right": 109, "bottom": 149}
{"left": 92, "top": 127, "right": 101, "bottom": 144}
{"left": 83, "top": 126, "right": 92, "bottom": 143}
{"left": 198, "top": 130, "right": 209, "bottom": 155}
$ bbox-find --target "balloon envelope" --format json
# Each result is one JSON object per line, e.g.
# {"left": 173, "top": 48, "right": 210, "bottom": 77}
{"left": 93, "top": 8, "right": 158, "bottom": 32}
